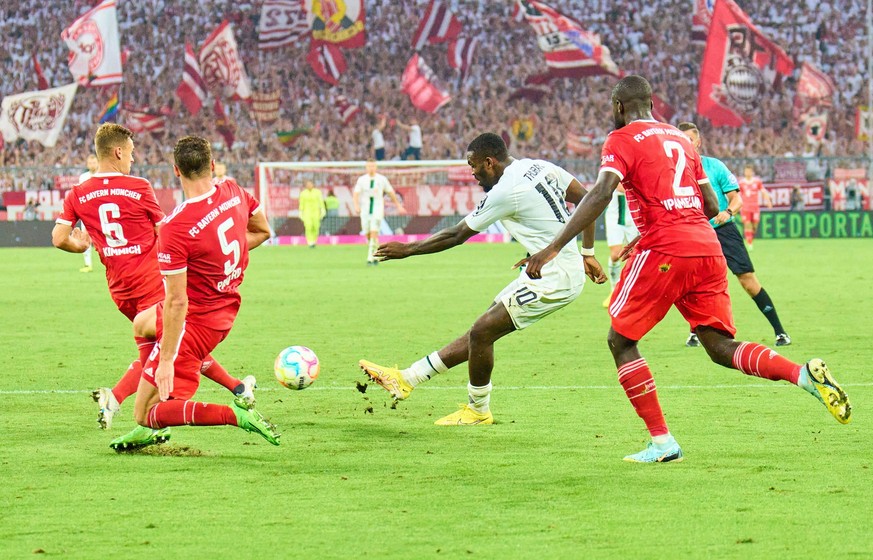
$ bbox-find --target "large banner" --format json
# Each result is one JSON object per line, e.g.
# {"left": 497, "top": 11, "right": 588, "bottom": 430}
{"left": 697, "top": 0, "right": 793, "bottom": 127}
{"left": 259, "top": 0, "right": 310, "bottom": 50}
{"left": 61, "top": 0, "right": 122, "bottom": 86}
{"left": 758, "top": 212, "right": 873, "bottom": 239}
{"left": 402, "top": 54, "right": 451, "bottom": 113}
{"left": 200, "top": 21, "right": 252, "bottom": 100}
{"left": 0, "top": 83, "right": 78, "bottom": 147}
{"left": 830, "top": 168, "right": 870, "bottom": 211}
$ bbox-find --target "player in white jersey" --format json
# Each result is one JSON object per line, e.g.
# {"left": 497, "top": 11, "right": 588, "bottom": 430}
{"left": 352, "top": 159, "right": 405, "bottom": 265}
{"left": 359, "top": 133, "right": 606, "bottom": 425}
{"left": 602, "top": 185, "right": 639, "bottom": 307}
{"left": 77, "top": 154, "right": 99, "bottom": 272}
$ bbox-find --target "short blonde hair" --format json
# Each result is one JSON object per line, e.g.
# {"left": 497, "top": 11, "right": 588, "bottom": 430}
{"left": 94, "top": 123, "right": 133, "bottom": 159}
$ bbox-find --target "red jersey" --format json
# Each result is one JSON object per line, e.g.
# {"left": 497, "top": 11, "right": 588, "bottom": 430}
{"left": 157, "top": 180, "right": 260, "bottom": 330}
{"left": 599, "top": 120, "right": 722, "bottom": 257}
{"left": 738, "top": 177, "right": 764, "bottom": 212}
{"left": 56, "top": 172, "right": 164, "bottom": 300}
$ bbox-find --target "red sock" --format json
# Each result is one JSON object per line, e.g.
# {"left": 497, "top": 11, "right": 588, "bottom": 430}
{"left": 200, "top": 355, "right": 243, "bottom": 393}
{"left": 111, "top": 360, "right": 142, "bottom": 404}
{"left": 618, "top": 358, "right": 668, "bottom": 437}
{"left": 732, "top": 342, "right": 800, "bottom": 384}
{"left": 136, "top": 336, "right": 156, "bottom": 367}
{"left": 744, "top": 228, "right": 755, "bottom": 245}
{"left": 146, "top": 399, "right": 238, "bottom": 429}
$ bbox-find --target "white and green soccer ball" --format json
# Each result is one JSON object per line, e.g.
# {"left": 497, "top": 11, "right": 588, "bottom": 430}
{"left": 274, "top": 346, "right": 320, "bottom": 390}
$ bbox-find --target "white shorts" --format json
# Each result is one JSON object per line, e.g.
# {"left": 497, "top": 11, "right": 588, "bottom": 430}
{"left": 496, "top": 278, "right": 582, "bottom": 330}
{"left": 360, "top": 213, "right": 384, "bottom": 233}
{"left": 606, "top": 222, "right": 638, "bottom": 247}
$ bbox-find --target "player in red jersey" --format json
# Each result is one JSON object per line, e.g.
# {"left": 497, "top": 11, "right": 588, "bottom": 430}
{"left": 110, "top": 136, "right": 279, "bottom": 450}
{"left": 737, "top": 165, "right": 773, "bottom": 249}
{"left": 52, "top": 123, "right": 255, "bottom": 431}
{"left": 524, "top": 76, "right": 851, "bottom": 462}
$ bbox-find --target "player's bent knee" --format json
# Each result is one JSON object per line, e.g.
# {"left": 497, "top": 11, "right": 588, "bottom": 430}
{"left": 607, "top": 328, "right": 636, "bottom": 355}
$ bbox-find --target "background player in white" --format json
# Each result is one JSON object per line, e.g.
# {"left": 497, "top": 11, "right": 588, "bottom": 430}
{"left": 352, "top": 159, "right": 405, "bottom": 265}
{"left": 360, "top": 133, "right": 606, "bottom": 425}
{"left": 602, "top": 185, "right": 639, "bottom": 307}
{"left": 77, "top": 154, "right": 98, "bottom": 272}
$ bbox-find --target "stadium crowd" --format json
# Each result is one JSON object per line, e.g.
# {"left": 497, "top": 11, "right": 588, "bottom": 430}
{"left": 0, "top": 0, "right": 869, "bottom": 189}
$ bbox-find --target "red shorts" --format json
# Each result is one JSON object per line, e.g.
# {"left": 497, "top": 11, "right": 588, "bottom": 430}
{"left": 113, "top": 286, "right": 165, "bottom": 322}
{"left": 141, "top": 303, "right": 229, "bottom": 399}
{"left": 741, "top": 209, "right": 760, "bottom": 225}
{"left": 607, "top": 249, "right": 736, "bottom": 341}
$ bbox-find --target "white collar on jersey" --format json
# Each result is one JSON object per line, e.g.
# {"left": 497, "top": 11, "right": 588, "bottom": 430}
{"left": 91, "top": 172, "right": 124, "bottom": 177}
{"left": 185, "top": 186, "right": 217, "bottom": 203}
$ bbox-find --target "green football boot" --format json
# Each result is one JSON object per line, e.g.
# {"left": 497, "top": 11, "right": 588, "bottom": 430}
{"left": 110, "top": 425, "right": 171, "bottom": 452}
{"left": 231, "top": 400, "right": 280, "bottom": 445}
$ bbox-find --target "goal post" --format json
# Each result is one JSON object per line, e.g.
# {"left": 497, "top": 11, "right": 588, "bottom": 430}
{"left": 255, "top": 159, "right": 510, "bottom": 245}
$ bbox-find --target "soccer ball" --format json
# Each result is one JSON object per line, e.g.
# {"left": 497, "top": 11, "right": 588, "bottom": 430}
{"left": 274, "top": 346, "right": 320, "bottom": 390}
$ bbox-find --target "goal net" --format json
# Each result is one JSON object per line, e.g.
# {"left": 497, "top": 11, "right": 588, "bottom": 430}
{"left": 256, "top": 160, "right": 510, "bottom": 244}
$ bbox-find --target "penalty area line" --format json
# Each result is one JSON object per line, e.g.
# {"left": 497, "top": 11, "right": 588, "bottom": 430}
{"left": 2, "top": 382, "right": 873, "bottom": 395}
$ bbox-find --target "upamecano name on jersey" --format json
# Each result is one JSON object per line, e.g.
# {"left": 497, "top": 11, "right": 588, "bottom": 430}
{"left": 662, "top": 196, "right": 702, "bottom": 211}
{"left": 632, "top": 127, "right": 688, "bottom": 143}
{"left": 79, "top": 188, "right": 143, "bottom": 204}
{"left": 188, "top": 195, "right": 242, "bottom": 237}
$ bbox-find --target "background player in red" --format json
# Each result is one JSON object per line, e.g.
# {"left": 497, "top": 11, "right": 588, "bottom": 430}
{"left": 524, "top": 75, "right": 851, "bottom": 463}
{"left": 52, "top": 123, "right": 255, "bottom": 431}
{"left": 110, "top": 135, "right": 278, "bottom": 450}
{"left": 738, "top": 164, "right": 773, "bottom": 249}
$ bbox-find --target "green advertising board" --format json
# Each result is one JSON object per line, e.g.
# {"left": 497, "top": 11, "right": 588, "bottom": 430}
{"left": 757, "top": 211, "right": 873, "bottom": 239}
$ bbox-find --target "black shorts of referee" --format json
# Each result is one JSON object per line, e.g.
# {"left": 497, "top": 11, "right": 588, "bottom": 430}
{"left": 715, "top": 222, "right": 754, "bottom": 274}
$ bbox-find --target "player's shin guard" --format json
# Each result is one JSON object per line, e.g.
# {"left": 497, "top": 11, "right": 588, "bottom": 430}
{"left": 732, "top": 342, "right": 800, "bottom": 384}
{"left": 136, "top": 337, "right": 156, "bottom": 369}
{"left": 618, "top": 358, "right": 668, "bottom": 437}
{"left": 467, "top": 382, "right": 492, "bottom": 413}
{"left": 608, "top": 259, "right": 621, "bottom": 287}
{"left": 111, "top": 360, "right": 143, "bottom": 404}
{"left": 146, "top": 400, "right": 237, "bottom": 429}
{"left": 200, "top": 356, "right": 243, "bottom": 394}
{"left": 751, "top": 288, "right": 786, "bottom": 335}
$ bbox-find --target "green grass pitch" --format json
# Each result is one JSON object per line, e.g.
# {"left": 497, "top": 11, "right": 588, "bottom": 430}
{"left": 1, "top": 239, "right": 871, "bottom": 559}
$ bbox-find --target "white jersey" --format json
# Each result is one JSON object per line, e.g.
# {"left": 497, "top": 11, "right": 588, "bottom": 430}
{"left": 353, "top": 173, "right": 395, "bottom": 217}
{"left": 605, "top": 189, "right": 639, "bottom": 246}
{"left": 408, "top": 125, "right": 422, "bottom": 148}
{"left": 78, "top": 171, "right": 93, "bottom": 184}
{"left": 372, "top": 129, "right": 385, "bottom": 150}
{"left": 465, "top": 158, "right": 584, "bottom": 292}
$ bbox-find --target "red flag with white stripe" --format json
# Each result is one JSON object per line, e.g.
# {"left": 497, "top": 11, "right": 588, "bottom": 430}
{"left": 200, "top": 21, "right": 252, "bottom": 101}
{"left": 447, "top": 37, "right": 478, "bottom": 80}
{"left": 334, "top": 94, "right": 360, "bottom": 124}
{"left": 793, "top": 62, "right": 835, "bottom": 121}
{"left": 401, "top": 54, "right": 451, "bottom": 113}
{"left": 176, "top": 42, "right": 208, "bottom": 115}
{"left": 411, "top": 1, "right": 462, "bottom": 50}
{"left": 306, "top": 43, "right": 347, "bottom": 86}
{"left": 259, "top": 0, "right": 309, "bottom": 50}
{"left": 124, "top": 107, "right": 166, "bottom": 135}
{"left": 692, "top": 0, "right": 714, "bottom": 44}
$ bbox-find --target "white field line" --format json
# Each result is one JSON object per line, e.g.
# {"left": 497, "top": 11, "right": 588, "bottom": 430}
{"left": 2, "top": 383, "right": 872, "bottom": 395}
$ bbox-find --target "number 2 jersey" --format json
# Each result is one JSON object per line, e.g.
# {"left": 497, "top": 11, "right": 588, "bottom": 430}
{"left": 157, "top": 180, "right": 260, "bottom": 330}
{"left": 465, "top": 158, "right": 584, "bottom": 293}
{"left": 57, "top": 172, "right": 164, "bottom": 301}
{"left": 599, "top": 120, "right": 722, "bottom": 257}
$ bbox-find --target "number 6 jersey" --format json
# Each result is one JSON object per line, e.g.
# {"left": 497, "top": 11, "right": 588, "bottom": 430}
{"left": 57, "top": 172, "right": 164, "bottom": 301}
{"left": 157, "top": 179, "right": 260, "bottom": 330}
{"left": 599, "top": 120, "right": 722, "bottom": 257}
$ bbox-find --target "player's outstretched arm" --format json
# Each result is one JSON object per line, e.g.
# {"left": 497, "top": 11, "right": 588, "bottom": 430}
{"left": 51, "top": 223, "right": 91, "bottom": 253}
{"left": 246, "top": 209, "right": 271, "bottom": 250}
{"left": 388, "top": 189, "right": 406, "bottom": 214}
{"left": 156, "top": 272, "right": 188, "bottom": 401}
{"left": 375, "top": 219, "right": 478, "bottom": 261}
{"left": 523, "top": 171, "right": 620, "bottom": 279}
{"left": 699, "top": 179, "right": 720, "bottom": 219}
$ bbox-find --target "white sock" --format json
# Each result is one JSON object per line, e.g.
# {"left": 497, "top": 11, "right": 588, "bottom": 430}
{"left": 608, "top": 258, "right": 621, "bottom": 287}
{"left": 84, "top": 245, "right": 93, "bottom": 267}
{"left": 402, "top": 351, "right": 448, "bottom": 387}
{"left": 467, "top": 382, "right": 492, "bottom": 413}
{"left": 652, "top": 433, "right": 672, "bottom": 446}
{"left": 367, "top": 237, "right": 377, "bottom": 262}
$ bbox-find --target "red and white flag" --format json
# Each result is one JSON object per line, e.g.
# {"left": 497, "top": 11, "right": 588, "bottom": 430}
{"left": 566, "top": 131, "right": 594, "bottom": 155}
{"left": 251, "top": 90, "right": 281, "bottom": 125}
{"left": 697, "top": 0, "right": 794, "bottom": 127}
{"left": 61, "top": 0, "right": 122, "bottom": 86}
{"left": 307, "top": 44, "right": 347, "bottom": 86}
{"left": 0, "top": 83, "right": 78, "bottom": 147}
{"left": 334, "top": 94, "right": 360, "bottom": 124}
{"left": 692, "top": 0, "right": 714, "bottom": 44}
{"left": 176, "top": 42, "right": 208, "bottom": 116}
{"left": 259, "top": 0, "right": 309, "bottom": 50}
{"left": 124, "top": 107, "right": 166, "bottom": 134}
{"left": 401, "top": 54, "right": 451, "bottom": 113}
{"left": 411, "top": 1, "right": 463, "bottom": 50}
{"left": 793, "top": 62, "right": 835, "bottom": 121}
{"left": 213, "top": 99, "right": 235, "bottom": 149}
{"left": 200, "top": 21, "right": 252, "bottom": 101}
{"left": 447, "top": 37, "right": 478, "bottom": 80}
{"left": 32, "top": 53, "right": 49, "bottom": 90}
{"left": 515, "top": 0, "right": 618, "bottom": 78}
